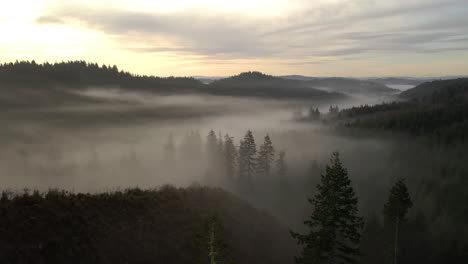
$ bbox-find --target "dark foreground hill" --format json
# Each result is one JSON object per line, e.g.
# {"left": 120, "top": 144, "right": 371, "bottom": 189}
{"left": 0, "top": 186, "right": 296, "bottom": 264}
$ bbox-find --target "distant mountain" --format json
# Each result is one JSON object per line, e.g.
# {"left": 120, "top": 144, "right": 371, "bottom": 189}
{"left": 280, "top": 75, "right": 397, "bottom": 95}
{"left": 400, "top": 78, "right": 468, "bottom": 100}
{"left": 279, "top": 75, "right": 318, "bottom": 81}
{"left": 306, "top": 77, "right": 397, "bottom": 95}
{"left": 366, "top": 77, "right": 425, "bottom": 86}
{"left": 209, "top": 71, "right": 345, "bottom": 99}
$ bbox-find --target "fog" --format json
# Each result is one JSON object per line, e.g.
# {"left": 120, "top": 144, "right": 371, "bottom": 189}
{"left": 0, "top": 89, "right": 402, "bottom": 226}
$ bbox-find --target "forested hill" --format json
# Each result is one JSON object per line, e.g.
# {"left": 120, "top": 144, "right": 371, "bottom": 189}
{"left": 400, "top": 78, "right": 468, "bottom": 101}
{"left": 335, "top": 78, "right": 468, "bottom": 143}
{"left": 208, "top": 71, "right": 344, "bottom": 99}
{"left": 0, "top": 186, "right": 295, "bottom": 264}
{"left": 0, "top": 61, "right": 344, "bottom": 105}
{"left": 281, "top": 75, "right": 398, "bottom": 95}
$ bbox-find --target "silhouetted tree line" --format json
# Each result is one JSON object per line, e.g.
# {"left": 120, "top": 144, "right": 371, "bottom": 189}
{"left": 0, "top": 61, "right": 343, "bottom": 100}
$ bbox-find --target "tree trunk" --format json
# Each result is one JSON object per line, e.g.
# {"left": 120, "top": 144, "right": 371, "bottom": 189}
{"left": 394, "top": 208, "right": 400, "bottom": 264}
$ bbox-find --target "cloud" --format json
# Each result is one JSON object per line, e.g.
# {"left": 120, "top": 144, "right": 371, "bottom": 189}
{"left": 35, "top": 0, "right": 468, "bottom": 62}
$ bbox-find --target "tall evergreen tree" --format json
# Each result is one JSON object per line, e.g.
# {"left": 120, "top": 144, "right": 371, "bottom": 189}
{"left": 238, "top": 130, "right": 257, "bottom": 181}
{"left": 291, "top": 152, "right": 364, "bottom": 264}
{"left": 257, "top": 134, "right": 275, "bottom": 177}
{"left": 223, "top": 134, "right": 238, "bottom": 180}
{"left": 383, "top": 178, "right": 412, "bottom": 264}
{"left": 163, "top": 132, "right": 176, "bottom": 164}
{"left": 195, "top": 215, "right": 235, "bottom": 264}
{"left": 276, "top": 150, "right": 287, "bottom": 178}
{"left": 206, "top": 130, "right": 219, "bottom": 166}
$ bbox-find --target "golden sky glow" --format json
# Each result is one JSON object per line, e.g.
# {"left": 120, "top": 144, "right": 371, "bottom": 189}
{"left": 1, "top": 0, "right": 467, "bottom": 77}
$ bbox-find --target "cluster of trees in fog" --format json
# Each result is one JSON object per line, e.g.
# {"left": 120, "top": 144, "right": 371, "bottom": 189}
{"left": 163, "top": 130, "right": 287, "bottom": 186}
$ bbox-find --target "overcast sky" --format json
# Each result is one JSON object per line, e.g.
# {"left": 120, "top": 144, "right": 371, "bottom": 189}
{"left": 1, "top": 0, "right": 467, "bottom": 77}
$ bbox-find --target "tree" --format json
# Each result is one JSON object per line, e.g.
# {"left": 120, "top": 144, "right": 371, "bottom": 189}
{"left": 308, "top": 107, "right": 321, "bottom": 121}
{"left": 238, "top": 130, "right": 257, "bottom": 181}
{"left": 223, "top": 134, "right": 238, "bottom": 180}
{"left": 195, "top": 215, "right": 235, "bottom": 264}
{"left": 276, "top": 150, "right": 287, "bottom": 178}
{"left": 291, "top": 152, "right": 364, "bottom": 264}
{"left": 383, "top": 178, "right": 412, "bottom": 264}
{"left": 257, "top": 134, "right": 275, "bottom": 177}
{"left": 206, "top": 130, "right": 218, "bottom": 159}
{"left": 163, "top": 132, "right": 175, "bottom": 164}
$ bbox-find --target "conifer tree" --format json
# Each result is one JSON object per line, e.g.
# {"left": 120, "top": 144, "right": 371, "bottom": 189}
{"left": 195, "top": 215, "right": 235, "bottom": 264}
{"left": 291, "top": 152, "right": 364, "bottom": 264}
{"left": 238, "top": 130, "right": 257, "bottom": 181}
{"left": 257, "top": 134, "right": 275, "bottom": 177}
{"left": 276, "top": 150, "right": 287, "bottom": 178}
{"left": 383, "top": 178, "right": 412, "bottom": 264}
{"left": 223, "top": 134, "right": 238, "bottom": 180}
{"left": 163, "top": 132, "right": 175, "bottom": 164}
{"left": 206, "top": 130, "right": 218, "bottom": 164}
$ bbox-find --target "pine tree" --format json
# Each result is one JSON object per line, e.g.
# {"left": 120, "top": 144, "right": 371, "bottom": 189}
{"left": 276, "top": 150, "right": 287, "bottom": 178}
{"left": 206, "top": 129, "right": 218, "bottom": 165}
{"left": 291, "top": 152, "right": 364, "bottom": 264}
{"left": 195, "top": 215, "right": 235, "bottom": 264}
{"left": 383, "top": 178, "right": 412, "bottom": 264}
{"left": 238, "top": 130, "right": 257, "bottom": 181}
{"left": 257, "top": 134, "right": 275, "bottom": 177}
{"left": 163, "top": 132, "right": 175, "bottom": 164}
{"left": 223, "top": 134, "right": 238, "bottom": 180}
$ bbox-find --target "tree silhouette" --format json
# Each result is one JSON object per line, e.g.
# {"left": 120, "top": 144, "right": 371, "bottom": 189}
{"left": 257, "top": 134, "right": 275, "bottom": 177}
{"left": 223, "top": 134, "right": 238, "bottom": 180}
{"left": 276, "top": 150, "right": 287, "bottom": 178}
{"left": 238, "top": 130, "right": 257, "bottom": 181}
{"left": 291, "top": 152, "right": 364, "bottom": 264}
{"left": 196, "top": 214, "right": 235, "bottom": 264}
{"left": 384, "top": 178, "right": 412, "bottom": 264}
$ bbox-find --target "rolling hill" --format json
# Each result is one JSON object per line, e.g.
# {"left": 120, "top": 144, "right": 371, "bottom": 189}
{"left": 0, "top": 186, "right": 296, "bottom": 264}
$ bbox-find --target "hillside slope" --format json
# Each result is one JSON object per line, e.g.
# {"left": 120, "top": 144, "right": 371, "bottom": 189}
{"left": 0, "top": 186, "right": 296, "bottom": 264}
{"left": 280, "top": 75, "right": 397, "bottom": 95}
{"left": 400, "top": 78, "right": 468, "bottom": 100}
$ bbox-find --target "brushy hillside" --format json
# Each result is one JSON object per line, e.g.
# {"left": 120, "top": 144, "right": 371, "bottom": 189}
{"left": 0, "top": 186, "right": 296, "bottom": 264}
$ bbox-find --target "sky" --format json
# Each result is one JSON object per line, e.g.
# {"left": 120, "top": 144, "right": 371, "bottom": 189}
{"left": 0, "top": 0, "right": 467, "bottom": 77}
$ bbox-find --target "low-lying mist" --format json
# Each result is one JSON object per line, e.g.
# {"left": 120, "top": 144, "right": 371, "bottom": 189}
{"left": 1, "top": 88, "right": 399, "bottom": 227}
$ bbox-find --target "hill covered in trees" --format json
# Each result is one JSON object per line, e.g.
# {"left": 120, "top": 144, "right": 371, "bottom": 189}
{"left": 207, "top": 71, "right": 344, "bottom": 99}
{"left": 0, "top": 186, "right": 295, "bottom": 264}
{"left": 330, "top": 78, "right": 468, "bottom": 143}
{"left": 280, "top": 75, "right": 398, "bottom": 95}
{"left": 400, "top": 78, "right": 468, "bottom": 100}
{"left": 0, "top": 61, "right": 345, "bottom": 107}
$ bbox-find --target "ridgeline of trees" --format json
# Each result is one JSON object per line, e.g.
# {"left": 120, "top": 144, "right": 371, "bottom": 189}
{"left": 0, "top": 62, "right": 344, "bottom": 103}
